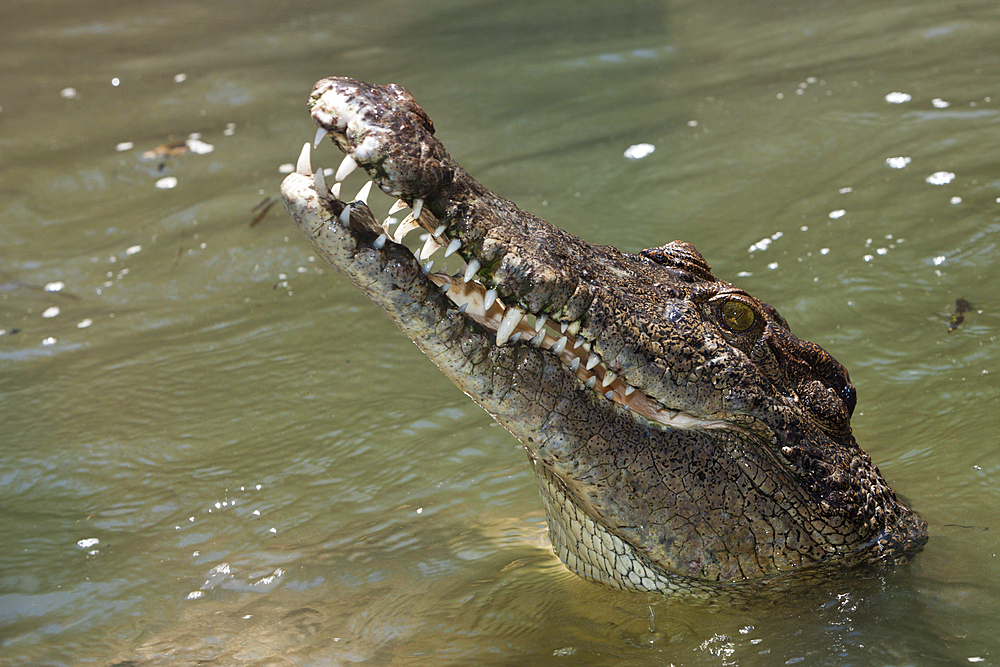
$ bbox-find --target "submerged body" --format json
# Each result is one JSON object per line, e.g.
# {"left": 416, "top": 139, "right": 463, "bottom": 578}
{"left": 280, "top": 77, "right": 926, "bottom": 598}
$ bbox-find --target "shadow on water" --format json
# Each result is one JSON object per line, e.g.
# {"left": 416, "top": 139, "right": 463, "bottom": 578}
{"left": 2, "top": 0, "right": 998, "bottom": 665}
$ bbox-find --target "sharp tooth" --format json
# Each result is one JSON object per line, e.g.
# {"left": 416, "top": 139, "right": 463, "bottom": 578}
{"left": 550, "top": 336, "right": 568, "bottom": 356}
{"left": 624, "top": 384, "right": 636, "bottom": 396}
{"left": 530, "top": 328, "right": 546, "bottom": 346}
{"left": 313, "top": 127, "right": 329, "bottom": 149}
{"left": 313, "top": 169, "right": 329, "bottom": 197}
{"left": 458, "top": 302, "right": 468, "bottom": 313}
{"left": 602, "top": 370, "right": 617, "bottom": 387}
{"left": 422, "top": 260, "right": 434, "bottom": 275}
{"left": 566, "top": 321, "right": 581, "bottom": 336}
{"left": 433, "top": 224, "right": 446, "bottom": 237}
{"left": 335, "top": 154, "right": 358, "bottom": 182}
{"left": 509, "top": 332, "right": 522, "bottom": 344}
{"left": 496, "top": 307, "right": 525, "bottom": 346}
{"left": 573, "top": 337, "right": 586, "bottom": 349}
{"left": 568, "top": 357, "right": 581, "bottom": 372}
{"left": 411, "top": 198, "right": 424, "bottom": 220}
{"left": 296, "top": 142, "right": 312, "bottom": 176}
{"left": 339, "top": 205, "right": 351, "bottom": 225}
{"left": 560, "top": 321, "right": 568, "bottom": 334}
{"left": 463, "top": 259, "right": 481, "bottom": 283}
{"left": 484, "top": 288, "right": 498, "bottom": 311}
{"left": 354, "top": 180, "right": 373, "bottom": 204}
{"left": 444, "top": 238, "right": 462, "bottom": 257}
{"left": 373, "top": 234, "right": 387, "bottom": 250}
{"left": 388, "top": 199, "right": 408, "bottom": 215}
{"left": 393, "top": 215, "right": 420, "bottom": 243}
{"left": 604, "top": 390, "right": 614, "bottom": 400}
{"left": 419, "top": 235, "right": 441, "bottom": 260}
{"left": 534, "top": 314, "right": 547, "bottom": 332}
{"left": 585, "top": 376, "right": 597, "bottom": 389}
{"left": 331, "top": 182, "right": 341, "bottom": 199}
{"left": 586, "top": 353, "right": 600, "bottom": 371}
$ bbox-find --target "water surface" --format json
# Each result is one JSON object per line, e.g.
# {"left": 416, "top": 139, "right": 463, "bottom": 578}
{"left": 2, "top": 1, "right": 998, "bottom": 665}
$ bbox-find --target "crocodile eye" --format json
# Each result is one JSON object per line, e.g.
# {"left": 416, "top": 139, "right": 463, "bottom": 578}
{"left": 722, "top": 300, "right": 755, "bottom": 332}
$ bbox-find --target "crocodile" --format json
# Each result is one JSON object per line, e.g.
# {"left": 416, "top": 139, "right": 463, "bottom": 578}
{"left": 279, "top": 77, "right": 927, "bottom": 598}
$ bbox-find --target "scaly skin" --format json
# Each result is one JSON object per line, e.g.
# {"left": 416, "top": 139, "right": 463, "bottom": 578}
{"left": 280, "top": 77, "right": 927, "bottom": 598}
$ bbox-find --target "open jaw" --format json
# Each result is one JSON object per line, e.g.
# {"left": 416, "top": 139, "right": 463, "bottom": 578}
{"left": 280, "top": 77, "right": 927, "bottom": 599}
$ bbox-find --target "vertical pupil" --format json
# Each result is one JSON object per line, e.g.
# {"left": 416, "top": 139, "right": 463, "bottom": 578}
{"left": 723, "top": 301, "right": 754, "bottom": 331}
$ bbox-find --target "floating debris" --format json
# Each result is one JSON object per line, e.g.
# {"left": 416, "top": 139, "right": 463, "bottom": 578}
{"left": 948, "top": 298, "right": 970, "bottom": 333}
{"left": 250, "top": 197, "right": 276, "bottom": 227}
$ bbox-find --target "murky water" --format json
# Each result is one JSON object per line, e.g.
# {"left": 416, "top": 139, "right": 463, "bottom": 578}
{"left": 2, "top": 0, "right": 998, "bottom": 665}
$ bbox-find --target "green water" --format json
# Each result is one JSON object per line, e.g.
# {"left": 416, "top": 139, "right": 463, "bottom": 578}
{"left": 2, "top": 1, "right": 998, "bottom": 664}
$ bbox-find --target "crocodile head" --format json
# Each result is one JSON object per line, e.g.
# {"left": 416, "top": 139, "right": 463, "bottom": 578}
{"left": 280, "top": 77, "right": 927, "bottom": 598}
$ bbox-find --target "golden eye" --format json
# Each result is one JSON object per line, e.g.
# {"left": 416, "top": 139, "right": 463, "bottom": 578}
{"left": 722, "top": 300, "right": 755, "bottom": 332}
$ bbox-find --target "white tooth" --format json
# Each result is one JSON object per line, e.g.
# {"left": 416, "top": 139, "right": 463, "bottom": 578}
{"left": 573, "top": 337, "right": 586, "bottom": 349}
{"left": 388, "top": 199, "right": 408, "bottom": 214}
{"left": 296, "top": 142, "right": 312, "bottom": 176}
{"left": 444, "top": 238, "right": 462, "bottom": 257}
{"left": 335, "top": 153, "right": 358, "bottom": 182}
{"left": 313, "top": 127, "right": 329, "bottom": 149}
{"left": 463, "top": 259, "right": 481, "bottom": 283}
{"left": 331, "top": 182, "right": 341, "bottom": 199}
{"left": 566, "top": 321, "right": 581, "bottom": 336}
{"left": 585, "top": 376, "right": 597, "bottom": 389}
{"left": 419, "top": 235, "right": 441, "bottom": 260}
{"left": 586, "top": 353, "right": 600, "bottom": 370}
{"left": 339, "top": 205, "right": 352, "bottom": 225}
{"left": 602, "top": 370, "right": 617, "bottom": 387}
{"left": 458, "top": 302, "right": 468, "bottom": 313}
{"left": 550, "top": 336, "right": 568, "bottom": 356}
{"left": 509, "top": 332, "right": 522, "bottom": 344}
{"left": 484, "top": 288, "right": 498, "bottom": 311}
{"left": 624, "top": 384, "right": 636, "bottom": 396}
{"left": 433, "top": 224, "right": 446, "bottom": 237}
{"left": 496, "top": 307, "right": 525, "bottom": 346}
{"left": 534, "top": 314, "right": 547, "bottom": 332}
{"left": 373, "top": 234, "right": 387, "bottom": 250}
{"left": 355, "top": 180, "right": 373, "bottom": 204}
{"left": 314, "top": 169, "right": 329, "bottom": 197}
{"left": 393, "top": 215, "right": 420, "bottom": 243}
{"left": 440, "top": 281, "right": 451, "bottom": 294}
{"left": 411, "top": 198, "right": 424, "bottom": 220}
{"left": 530, "top": 328, "right": 546, "bottom": 346}
{"left": 422, "top": 260, "right": 434, "bottom": 275}
{"left": 569, "top": 357, "right": 581, "bottom": 372}
{"left": 560, "top": 321, "right": 568, "bottom": 334}
{"left": 604, "top": 390, "right": 614, "bottom": 400}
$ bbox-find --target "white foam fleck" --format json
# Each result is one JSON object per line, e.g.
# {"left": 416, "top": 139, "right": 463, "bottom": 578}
{"left": 829, "top": 209, "right": 846, "bottom": 219}
{"left": 155, "top": 176, "right": 178, "bottom": 189}
{"left": 116, "top": 141, "right": 134, "bottom": 152}
{"left": 932, "top": 98, "right": 950, "bottom": 108}
{"left": 623, "top": 143, "right": 655, "bottom": 160}
{"left": 951, "top": 196, "right": 962, "bottom": 204}
{"left": 885, "top": 92, "right": 912, "bottom": 104}
{"left": 186, "top": 591, "right": 204, "bottom": 599}
{"left": 933, "top": 255, "right": 946, "bottom": 265}
{"left": 926, "top": 171, "right": 955, "bottom": 185}
{"left": 42, "top": 306, "right": 60, "bottom": 318}
{"left": 77, "top": 318, "right": 93, "bottom": 329}
{"left": 44, "top": 281, "right": 65, "bottom": 292}
{"left": 886, "top": 156, "right": 911, "bottom": 169}
{"left": 77, "top": 538, "right": 99, "bottom": 549}
{"left": 125, "top": 245, "right": 141, "bottom": 255}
